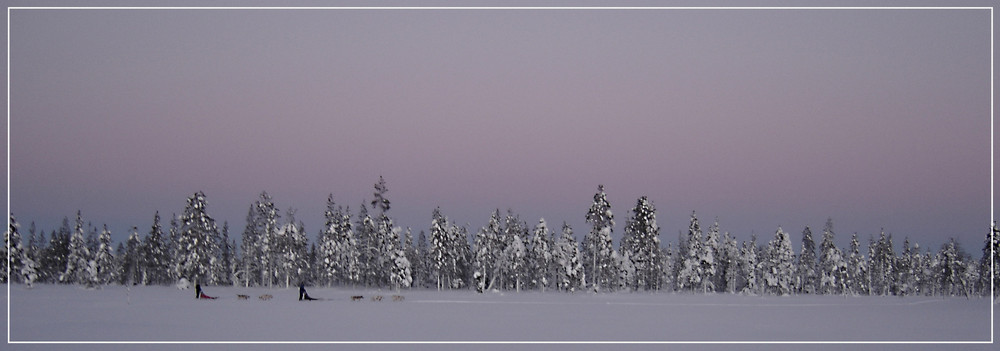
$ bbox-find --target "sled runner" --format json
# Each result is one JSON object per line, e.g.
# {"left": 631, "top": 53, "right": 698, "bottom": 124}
{"left": 199, "top": 292, "right": 217, "bottom": 299}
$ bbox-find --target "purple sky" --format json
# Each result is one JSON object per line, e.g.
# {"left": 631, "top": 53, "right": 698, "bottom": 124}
{"left": 7, "top": 7, "right": 994, "bottom": 253}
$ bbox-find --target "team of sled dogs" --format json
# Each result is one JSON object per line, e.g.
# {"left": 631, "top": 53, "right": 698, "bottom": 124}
{"left": 232, "top": 293, "right": 403, "bottom": 302}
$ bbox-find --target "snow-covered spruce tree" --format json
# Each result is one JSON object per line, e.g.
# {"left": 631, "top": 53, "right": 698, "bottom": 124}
{"left": 818, "top": 218, "right": 846, "bottom": 295}
{"left": 797, "top": 226, "right": 818, "bottom": 294}
{"left": 318, "top": 195, "right": 359, "bottom": 287}
{"left": 617, "top": 249, "right": 636, "bottom": 291}
{"left": 217, "top": 222, "right": 234, "bottom": 286}
{"left": 897, "top": 238, "right": 913, "bottom": 296}
{"left": 980, "top": 222, "right": 999, "bottom": 298}
{"left": 661, "top": 243, "right": 676, "bottom": 292}
{"left": 991, "top": 222, "right": 1000, "bottom": 299}
{"left": 764, "top": 227, "right": 795, "bottom": 296}
{"left": 355, "top": 204, "right": 378, "bottom": 287}
{"left": 120, "top": 228, "right": 142, "bottom": 285}
{"left": 868, "top": 230, "right": 895, "bottom": 296}
{"left": 921, "top": 248, "right": 938, "bottom": 296}
{"left": 339, "top": 206, "right": 360, "bottom": 286}
{"left": 6, "top": 214, "right": 27, "bottom": 283}
{"left": 503, "top": 231, "right": 527, "bottom": 292}
{"left": 450, "top": 221, "right": 472, "bottom": 289}
{"left": 429, "top": 207, "right": 451, "bottom": 290}
{"left": 403, "top": 228, "right": 420, "bottom": 287}
{"left": 415, "top": 230, "right": 430, "bottom": 288}
{"left": 93, "top": 224, "right": 116, "bottom": 285}
{"left": 275, "top": 209, "right": 309, "bottom": 288}
{"left": 701, "top": 219, "right": 721, "bottom": 293}
{"left": 140, "top": 211, "right": 171, "bottom": 285}
{"left": 167, "top": 214, "right": 180, "bottom": 282}
{"left": 472, "top": 209, "right": 503, "bottom": 292}
{"left": 388, "top": 228, "right": 413, "bottom": 291}
{"left": 239, "top": 206, "right": 260, "bottom": 287}
{"left": 937, "top": 238, "right": 965, "bottom": 296}
{"left": 584, "top": 185, "right": 616, "bottom": 292}
{"left": 553, "top": 222, "right": 585, "bottom": 292}
{"left": 678, "top": 211, "right": 704, "bottom": 292}
{"left": 846, "top": 233, "right": 868, "bottom": 295}
{"left": 721, "top": 231, "right": 740, "bottom": 294}
{"left": 3, "top": 214, "right": 17, "bottom": 283}
{"left": 39, "top": 218, "right": 70, "bottom": 283}
{"left": 528, "top": 218, "right": 554, "bottom": 291}
{"left": 622, "top": 196, "right": 662, "bottom": 291}
{"left": 740, "top": 235, "right": 760, "bottom": 295}
{"left": 255, "top": 192, "right": 280, "bottom": 288}
{"left": 9, "top": 216, "right": 38, "bottom": 287}
{"left": 499, "top": 210, "right": 527, "bottom": 291}
{"left": 175, "top": 191, "right": 219, "bottom": 285}
{"left": 61, "top": 211, "right": 91, "bottom": 285}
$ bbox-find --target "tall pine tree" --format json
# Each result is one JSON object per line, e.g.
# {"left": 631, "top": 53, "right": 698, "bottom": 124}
{"left": 583, "top": 185, "right": 616, "bottom": 292}
{"left": 175, "top": 191, "right": 219, "bottom": 285}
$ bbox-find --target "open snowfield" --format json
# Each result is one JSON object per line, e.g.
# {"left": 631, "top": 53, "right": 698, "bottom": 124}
{"left": 4, "top": 284, "right": 997, "bottom": 351}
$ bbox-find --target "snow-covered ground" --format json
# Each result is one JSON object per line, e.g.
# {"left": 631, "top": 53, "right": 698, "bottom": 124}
{"left": 3, "top": 284, "right": 997, "bottom": 350}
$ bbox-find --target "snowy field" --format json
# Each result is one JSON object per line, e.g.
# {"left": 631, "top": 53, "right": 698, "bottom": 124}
{"left": 4, "top": 284, "right": 997, "bottom": 351}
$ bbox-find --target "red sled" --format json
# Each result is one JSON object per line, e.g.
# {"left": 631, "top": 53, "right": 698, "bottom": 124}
{"left": 199, "top": 293, "right": 217, "bottom": 299}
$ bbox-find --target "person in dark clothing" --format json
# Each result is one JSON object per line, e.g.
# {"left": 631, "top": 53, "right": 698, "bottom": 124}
{"left": 195, "top": 282, "right": 216, "bottom": 299}
{"left": 299, "top": 283, "right": 317, "bottom": 301}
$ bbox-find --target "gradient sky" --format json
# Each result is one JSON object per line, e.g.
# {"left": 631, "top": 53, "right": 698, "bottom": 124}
{"left": 6, "top": 7, "right": 994, "bottom": 253}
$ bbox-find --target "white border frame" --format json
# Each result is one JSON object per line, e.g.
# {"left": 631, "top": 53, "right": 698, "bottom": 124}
{"left": 4, "top": 5, "right": 995, "bottom": 346}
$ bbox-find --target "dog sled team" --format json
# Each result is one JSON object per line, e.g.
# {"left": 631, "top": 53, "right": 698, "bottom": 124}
{"left": 192, "top": 281, "right": 403, "bottom": 302}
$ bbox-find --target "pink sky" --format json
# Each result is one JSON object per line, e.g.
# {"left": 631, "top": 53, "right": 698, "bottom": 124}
{"left": 7, "top": 7, "right": 993, "bottom": 251}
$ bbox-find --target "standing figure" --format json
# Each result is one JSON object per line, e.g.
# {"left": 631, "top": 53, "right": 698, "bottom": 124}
{"left": 299, "top": 283, "right": 317, "bottom": 301}
{"left": 196, "top": 282, "right": 216, "bottom": 299}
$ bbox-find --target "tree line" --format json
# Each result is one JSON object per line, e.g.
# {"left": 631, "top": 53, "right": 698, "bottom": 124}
{"left": 4, "top": 179, "right": 999, "bottom": 298}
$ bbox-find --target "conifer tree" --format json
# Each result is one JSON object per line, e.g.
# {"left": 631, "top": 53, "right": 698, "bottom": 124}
{"left": 847, "top": 233, "right": 867, "bottom": 295}
{"left": 472, "top": 209, "right": 503, "bottom": 292}
{"left": 415, "top": 230, "right": 430, "bottom": 288}
{"left": 868, "top": 230, "right": 895, "bottom": 296}
{"left": 355, "top": 204, "right": 378, "bottom": 287}
{"left": 938, "top": 238, "right": 965, "bottom": 296}
{"left": 11, "top": 217, "right": 38, "bottom": 287}
{"left": 141, "top": 211, "right": 171, "bottom": 285}
{"left": 93, "top": 224, "right": 116, "bottom": 285}
{"left": 764, "top": 227, "right": 794, "bottom": 296}
{"left": 584, "top": 185, "right": 616, "bottom": 292}
{"left": 275, "top": 209, "right": 308, "bottom": 288}
{"left": 503, "top": 231, "right": 527, "bottom": 292}
{"left": 175, "top": 191, "right": 219, "bottom": 284}
{"left": 217, "top": 222, "right": 233, "bottom": 286}
{"left": 980, "top": 222, "right": 998, "bottom": 298}
{"left": 429, "top": 207, "right": 451, "bottom": 290}
{"left": 897, "top": 238, "right": 914, "bottom": 296}
{"left": 741, "top": 235, "right": 760, "bottom": 295}
{"left": 61, "top": 211, "right": 91, "bottom": 284}
{"left": 121, "top": 227, "right": 142, "bottom": 285}
{"left": 39, "top": 219, "right": 70, "bottom": 283}
{"left": 678, "top": 211, "right": 704, "bottom": 292}
{"left": 3, "top": 214, "right": 17, "bottom": 283}
{"left": 317, "top": 195, "right": 344, "bottom": 286}
{"left": 528, "top": 218, "right": 554, "bottom": 291}
{"left": 797, "top": 226, "right": 818, "bottom": 294}
{"left": 403, "top": 228, "right": 420, "bottom": 287}
{"left": 240, "top": 206, "right": 259, "bottom": 287}
{"left": 553, "top": 222, "right": 584, "bottom": 292}
{"left": 721, "top": 231, "right": 739, "bottom": 294}
{"left": 622, "top": 196, "right": 662, "bottom": 291}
